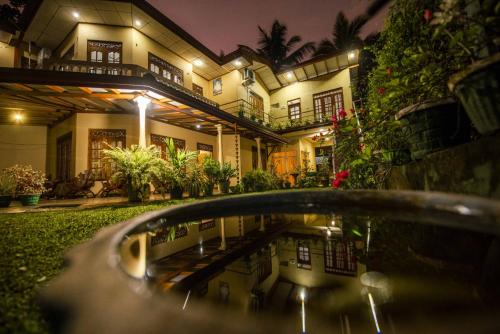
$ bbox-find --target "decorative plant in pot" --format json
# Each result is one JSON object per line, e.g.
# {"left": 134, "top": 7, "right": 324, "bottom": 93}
{"left": 104, "top": 145, "right": 161, "bottom": 202}
{"left": 202, "top": 156, "right": 220, "bottom": 196}
{"left": 6, "top": 165, "right": 46, "bottom": 206}
{"left": 0, "top": 171, "right": 16, "bottom": 207}
{"left": 241, "top": 169, "right": 275, "bottom": 192}
{"left": 218, "top": 162, "right": 237, "bottom": 194}
{"left": 160, "top": 138, "right": 198, "bottom": 200}
{"left": 431, "top": 0, "right": 500, "bottom": 134}
{"left": 186, "top": 162, "right": 206, "bottom": 198}
{"left": 368, "top": 0, "right": 471, "bottom": 161}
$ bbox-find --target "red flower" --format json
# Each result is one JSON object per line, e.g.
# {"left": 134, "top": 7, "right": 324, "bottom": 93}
{"left": 338, "top": 170, "right": 349, "bottom": 179}
{"left": 378, "top": 87, "right": 385, "bottom": 95}
{"left": 338, "top": 108, "right": 347, "bottom": 119}
{"left": 331, "top": 114, "right": 337, "bottom": 122}
{"left": 333, "top": 178, "right": 342, "bottom": 189}
{"left": 386, "top": 67, "right": 392, "bottom": 76}
{"left": 423, "top": 9, "right": 432, "bottom": 22}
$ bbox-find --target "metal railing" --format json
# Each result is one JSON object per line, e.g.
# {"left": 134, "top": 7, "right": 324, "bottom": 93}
{"left": 272, "top": 107, "right": 333, "bottom": 131}
{"left": 220, "top": 99, "right": 276, "bottom": 126}
{"left": 42, "top": 59, "right": 219, "bottom": 108}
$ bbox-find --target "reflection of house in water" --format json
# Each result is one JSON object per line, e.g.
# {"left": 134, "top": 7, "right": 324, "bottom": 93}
{"left": 130, "top": 214, "right": 366, "bottom": 314}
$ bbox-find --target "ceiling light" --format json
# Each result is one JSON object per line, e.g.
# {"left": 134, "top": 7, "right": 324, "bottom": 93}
{"left": 72, "top": 11, "right": 80, "bottom": 18}
{"left": 196, "top": 124, "right": 201, "bottom": 129}
{"left": 348, "top": 51, "right": 355, "bottom": 59}
{"left": 135, "top": 19, "right": 141, "bottom": 26}
{"left": 286, "top": 72, "right": 293, "bottom": 79}
{"left": 14, "top": 113, "right": 23, "bottom": 123}
{"left": 234, "top": 60, "right": 242, "bottom": 66}
{"left": 193, "top": 59, "right": 203, "bottom": 67}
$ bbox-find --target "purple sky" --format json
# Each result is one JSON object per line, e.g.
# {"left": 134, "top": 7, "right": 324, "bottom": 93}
{"left": 147, "top": 0, "right": 388, "bottom": 54}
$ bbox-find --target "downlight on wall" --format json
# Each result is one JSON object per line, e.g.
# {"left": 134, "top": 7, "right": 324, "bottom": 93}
{"left": 348, "top": 51, "right": 356, "bottom": 59}
{"left": 72, "top": 11, "right": 80, "bottom": 18}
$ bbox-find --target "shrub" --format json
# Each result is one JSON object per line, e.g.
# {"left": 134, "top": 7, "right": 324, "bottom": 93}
{"left": 5, "top": 165, "right": 46, "bottom": 195}
{"left": 242, "top": 169, "right": 275, "bottom": 192}
{"left": 104, "top": 145, "right": 161, "bottom": 201}
{"left": 202, "top": 157, "right": 220, "bottom": 195}
{"left": 0, "top": 171, "right": 16, "bottom": 196}
{"left": 186, "top": 163, "right": 206, "bottom": 198}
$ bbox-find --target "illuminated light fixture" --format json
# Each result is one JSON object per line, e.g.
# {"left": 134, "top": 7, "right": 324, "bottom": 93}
{"left": 135, "top": 19, "right": 141, "bottom": 26}
{"left": 326, "top": 229, "right": 332, "bottom": 237}
{"left": 196, "top": 124, "right": 201, "bottom": 129}
{"left": 348, "top": 51, "right": 356, "bottom": 59}
{"left": 146, "top": 90, "right": 165, "bottom": 100}
{"left": 193, "top": 59, "right": 204, "bottom": 67}
{"left": 234, "top": 59, "right": 242, "bottom": 66}
{"left": 286, "top": 72, "right": 293, "bottom": 79}
{"left": 300, "top": 289, "right": 306, "bottom": 334}
{"left": 168, "top": 100, "right": 182, "bottom": 107}
{"left": 331, "top": 220, "right": 336, "bottom": 226}
{"left": 72, "top": 11, "right": 80, "bottom": 18}
{"left": 14, "top": 113, "right": 23, "bottom": 123}
{"left": 368, "top": 292, "right": 382, "bottom": 334}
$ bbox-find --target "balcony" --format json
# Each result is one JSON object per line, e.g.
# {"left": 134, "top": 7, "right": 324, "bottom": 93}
{"left": 272, "top": 107, "right": 333, "bottom": 133}
{"left": 220, "top": 99, "right": 276, "bottom": 128}
{"left": 43, "top": 59, "right": 218, "bottom": 108}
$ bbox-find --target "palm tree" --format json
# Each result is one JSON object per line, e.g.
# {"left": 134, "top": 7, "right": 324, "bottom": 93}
{"left": 256, "top": 20, "right": 315, "bottom": 72}
{"left": 314, "top": 12, "right": 367, "bottom": 57}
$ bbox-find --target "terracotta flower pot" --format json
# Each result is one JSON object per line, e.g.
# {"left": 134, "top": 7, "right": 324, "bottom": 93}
{"left": 396, "top": 97, "right": 470, "bottom": 160}
{"left": 448, "top": 53, "right": 500, "bottom": 135}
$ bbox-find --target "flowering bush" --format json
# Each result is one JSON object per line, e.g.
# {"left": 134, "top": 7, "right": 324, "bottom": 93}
{"left": 0, "top": 171, "right": 16, "bottom": 196}
{"left": 5, "top": 165, "right": 46, "bottom": 195}
{"left": 332, "top": 170, "right": 349, "bottom": 189}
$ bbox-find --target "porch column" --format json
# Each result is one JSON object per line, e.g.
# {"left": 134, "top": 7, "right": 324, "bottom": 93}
{"left": 216, "top": 124, "right": 223, "bottom": 164}
{"left": 219, "top": 217, "right": 226, "bottom": 250}
{"left": 134, "top": 96, "right": 151, "bottom": 147}
{"left": 255, "top": 137, "right": 262, "bottom": 169}
{"left": 259, "top": 215, "right": 265, "bottom": 232}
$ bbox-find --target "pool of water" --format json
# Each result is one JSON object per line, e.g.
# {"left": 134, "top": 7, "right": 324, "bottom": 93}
{"left": 120, "top": 212, "right": 500, "bottom": 333}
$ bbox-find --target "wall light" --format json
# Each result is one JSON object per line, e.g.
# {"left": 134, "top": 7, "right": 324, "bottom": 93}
{"left": 234, "top": 60, "right": 242, "bottom": 66}
{"left": 14, "top": 113, "right": 23, "bottom": 123}
{"left": 286, "top": 72, "right": 293, "bottom": 79}
{"left": 348, "top": 51, "right": 355, "bottom": 59}
{"left": 193, "top": 59, "right": 204, "bottom": 67}
{"left": 72, "top": 11, "right": 80, "bottom": 18}
{"left": 135, "top": 19, "right": 141, "bottom": 26}
{"left": 196, "top": 124, "right": 201, "bottom": 129}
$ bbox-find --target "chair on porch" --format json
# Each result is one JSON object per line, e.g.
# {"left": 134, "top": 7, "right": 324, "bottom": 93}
{"left": 55, "top": 170, "right": 96, "bottom": 198}
{"left": 96, "top": 176, "right": 126, "bottom": 198}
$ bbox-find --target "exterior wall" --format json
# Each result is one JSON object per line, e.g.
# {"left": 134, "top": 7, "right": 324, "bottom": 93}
{"left": 47, "top": 115, "right": 76, "bottom": 177}
{"left": 0, "top": 42, "right": 15, "bottom": 67}
{"left": 240, "top": 137, "right": 256, "bottom": 175}
{"left": 207, "top": 70, "right": 240, "bottom": 106}
{"left": 270, "top": 68, "right": 354, "bottom": 121}
{"left": 191, "top": 71, "right": 209, "bottom": 98}
{"left": 0, "top": 125, "right": 47, "bottom": 172}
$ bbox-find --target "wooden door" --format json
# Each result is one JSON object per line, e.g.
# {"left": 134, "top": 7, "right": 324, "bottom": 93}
{"left": 56, "top": 132, "right": 72, "bottom": 181}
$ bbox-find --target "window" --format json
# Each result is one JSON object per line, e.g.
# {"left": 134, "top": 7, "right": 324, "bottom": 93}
{"left": 199, "top": 218, "right": 216, "bottom": 231}
{"left": 87, "top": 40, "right": 122, "bottom": 75}
{"left": 257, "top": 247, "right": 272, "bottom": 283}
{"left": 56, "top": 132, "right": 72, "bottom": 181}
{"left": 297, "top": 241, "right": 312, "bottom": 269}
{"left": 288, "top": 98, "right": 301, "bottom": 120}
{"left": 249, "top": 91, "right": 264, "bottom": 120}
{"left": 148, "top": 53, "right": 184, "bottom": 85}
{"left": 150, "top": 134, "right": 185, "bottom": 159}
{"left": 197, "top": 143, "right": 213, "bottom": 162}
{"left": 313, "top": 88, "right": 344, "bottom": 122}
{"left": 88, "top": 129, "right": 126, "bottom": 180}
{"left": 324, "top": 240, "right": 357, "bottom": 276}
{"left": 193, "top": 83, "right": 203, "bottom": 96}
{"left": 315, "top": 146, "right": 333, "bottom": 172}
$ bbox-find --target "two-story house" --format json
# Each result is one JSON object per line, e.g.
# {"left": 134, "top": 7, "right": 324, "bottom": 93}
{"left": 0, "top": 0, "right": 360, "bottom": 187}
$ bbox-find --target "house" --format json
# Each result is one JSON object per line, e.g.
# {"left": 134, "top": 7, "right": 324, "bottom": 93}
{"left": 0, "top": 0, "right": 360, "bottom": 188}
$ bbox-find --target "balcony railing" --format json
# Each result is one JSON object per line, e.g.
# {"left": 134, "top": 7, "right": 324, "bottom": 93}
{"left": 220, "top": 99, "right": 276, "bottom": 127}
{"left": 272, "top": 107, "right": 333, "bottom": 131}
{"left": 43, "top": 59, "right": 218, "bottom": 108}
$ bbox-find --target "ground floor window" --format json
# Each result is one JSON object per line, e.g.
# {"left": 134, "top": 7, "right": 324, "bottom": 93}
{"left": 88, "top": 129, "right": 126, "bottom": 180}
{"left": 151, "top": 134, "right": 186, "bottom": 159}
{"left": 297, "top": 241, "right": 312, "bottom": 269}
{"left": 197, "top": 143, "right": 213, "bottom": 162}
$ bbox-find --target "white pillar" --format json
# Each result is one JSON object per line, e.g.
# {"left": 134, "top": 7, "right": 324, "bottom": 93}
{"left": 255, "top": 137, "right": 262, "bottom": 169}
{"left": 219, "top": 217, "right": 226, "bottom": 250}
{"left": 216, "top": 124, "right": 223, "bottom": 165}
{"left": 134, "top": 96, "right": 151, "bottom": 147}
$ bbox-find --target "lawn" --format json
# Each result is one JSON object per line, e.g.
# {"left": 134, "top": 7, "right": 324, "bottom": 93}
{"left": 0, "top": 199, "right": 194, "bottom": 334}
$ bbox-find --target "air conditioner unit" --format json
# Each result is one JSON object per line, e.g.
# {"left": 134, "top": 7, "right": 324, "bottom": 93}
{"left": 242, "top": 68, "right": 255, "bottom": 86}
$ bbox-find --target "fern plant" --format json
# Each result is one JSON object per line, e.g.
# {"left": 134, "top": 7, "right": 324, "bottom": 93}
{"left": 104, "top": 145, "right": 161, "bottom": 202}
{"left": 202, "top": 157, "right": 220, "bottom": 196}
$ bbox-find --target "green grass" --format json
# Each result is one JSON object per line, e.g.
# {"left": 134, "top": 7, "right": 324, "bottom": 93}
{"left": 0, "top": 199, "right": 194, "bottom": 334}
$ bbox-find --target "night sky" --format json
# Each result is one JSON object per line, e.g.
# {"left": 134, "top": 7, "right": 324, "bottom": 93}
{"left": 147, "top": 0, "right": 389, "bottom": 55}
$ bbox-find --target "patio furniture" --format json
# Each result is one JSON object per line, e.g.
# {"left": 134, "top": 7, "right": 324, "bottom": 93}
{"left": 42, "top": 176, "right": 63, "bottom": 199}
{"left": 55, "top": 171, "right": 96, "bottom": 198}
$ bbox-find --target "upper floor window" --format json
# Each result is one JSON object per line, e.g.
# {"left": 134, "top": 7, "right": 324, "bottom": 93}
{"left": 288, "top": 98, "right": 301, "bottom": 120}
{"left": 148, "top": 53, "right": 183, "bottom": 85}
{"left": 313, "top": 88, "right": 344, "bottom": 123}
{"left": 87, "top": 40, "right": 122, "bottom": 75}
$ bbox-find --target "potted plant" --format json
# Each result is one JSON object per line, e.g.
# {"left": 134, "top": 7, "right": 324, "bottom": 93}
{"left": 186, "top": 163, "right": 205, "bottom": 198}
{"left": 431, "top": 0, "right": 500, "bottom": 134}
{"left": 6, "top": 165, "right": 46, "bottom": 206}
{"left": 104, "top": 145, "right": 161, "bottom": 202}
{"left": 241, "top": 169, "right": 274, "bottom": 192}
{"left": 218, "top": 162, "right": 237, "bottom": 194}
{"left": 202, "top": 157, "right": 220, "bottom": 196}
{"left": 366, "top": 0, "right": 470, "bottom": 160}
{"left": 158, "top": 138, "right": 198, "bottom": 200}
{"left": 0, "top": 171, "right": 16, "bottom": 207}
